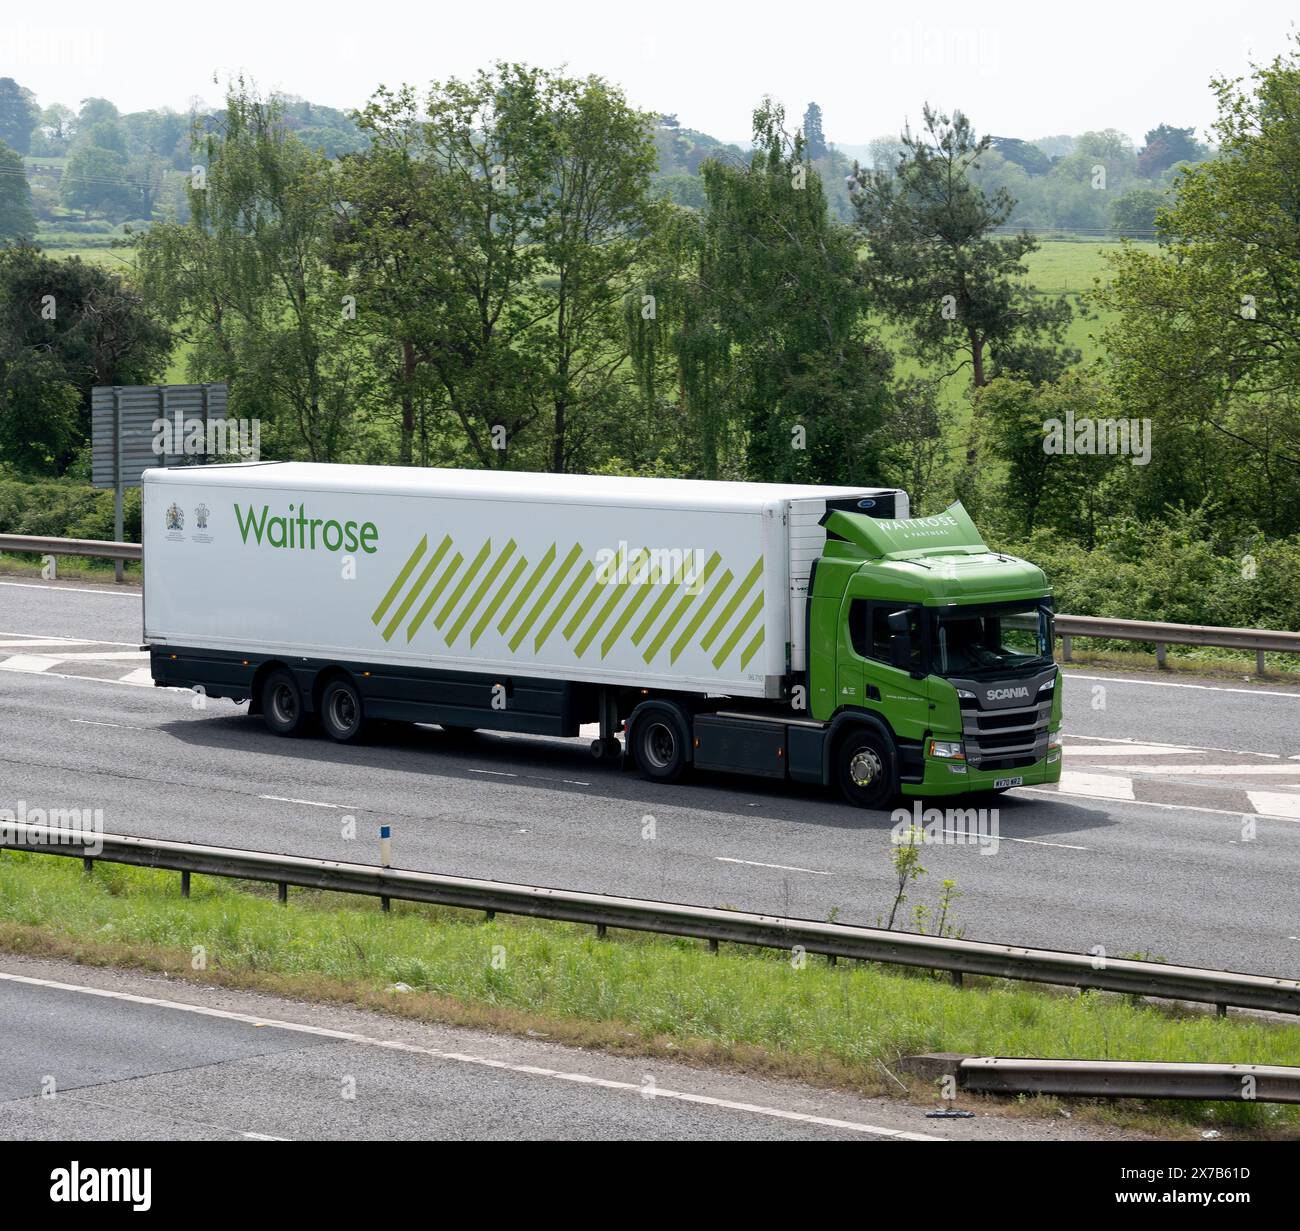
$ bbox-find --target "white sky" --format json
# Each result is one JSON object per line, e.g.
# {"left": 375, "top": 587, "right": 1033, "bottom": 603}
{"left": 4, "top": 1, "right": 1296, "bottom": 146}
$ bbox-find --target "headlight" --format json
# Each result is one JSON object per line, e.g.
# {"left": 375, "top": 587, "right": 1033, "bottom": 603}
{"left": 928, "top": 739, "right": 965, "bottom": 760}
{"left": 956, "top": 689, "right": 976, "bottom": 700}
{"left": 1038, "top": 678, "right": 1055, "bottom": 692}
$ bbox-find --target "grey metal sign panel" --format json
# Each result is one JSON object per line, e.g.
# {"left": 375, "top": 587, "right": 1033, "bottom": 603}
{"left": 91, "top": 383, "right": 229, "bottom": 490}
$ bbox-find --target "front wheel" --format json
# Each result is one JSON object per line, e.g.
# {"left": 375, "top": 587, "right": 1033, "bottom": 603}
{"left": 834, "top": 728, "right": 898, "bottom": 810}
{"left": 320, "top": 676, "right": 366, "bottom": 743}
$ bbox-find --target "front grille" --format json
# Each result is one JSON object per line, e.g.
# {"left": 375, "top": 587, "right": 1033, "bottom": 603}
{"left": 959, "top": 697, "right": 1051, "bottom": 768}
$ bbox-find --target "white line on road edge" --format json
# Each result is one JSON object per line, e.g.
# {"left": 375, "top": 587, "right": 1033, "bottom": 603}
{"left": 1064, "top": 672, "right": 1300, "bottom": 700}
{"left": 1020, "top": 786, "right": 1300, "bottom": 823}
{"left": 259, "top": 795, "right": 358, "bottom": 810}
{"left": 715, "top": 857, "right": 831, "bottom": 875}
{"left": 0, "top": 631, "right": 142, "bottom": 647}
{"left": 1062, "top": 733, "right": 1283, "bottom": 759}
{"left": 0, "top": 580, "right": 140, "bottom": 598}
{"left": 69, "top": 718, "right": 149, "bottom": 731}
{"left": 0, "top": 970, "right": 940, "bottom": 1141}
{"left": 1246, "top": 792, "right": 1300, "bottom": 821}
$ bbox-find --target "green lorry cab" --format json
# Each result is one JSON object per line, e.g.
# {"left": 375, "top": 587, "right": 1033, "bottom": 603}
{"left": 798, "top": 501, "right": 1063, "bottom": 807}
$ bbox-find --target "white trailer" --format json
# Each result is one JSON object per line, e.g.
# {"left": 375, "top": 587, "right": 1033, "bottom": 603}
{"left": 143, "top": 463, "right": 906, "bottom": 705}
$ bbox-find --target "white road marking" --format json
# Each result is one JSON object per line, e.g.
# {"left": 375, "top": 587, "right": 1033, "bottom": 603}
{"left": 1063, "top": 733, "right": 1282, "bottom": 759}
{"left": 0, "top": 970, "right": 941, "bottom": 1141}
{"left": 0, "top": 631, "right": 141, "bottom": 647}
{"left": 1056, "top": 771, "right": 1135, "bottom": 800}
{"left": 0, "top": 667, "right": 165, "bottom": 689}
{"left": 259, "top": 795, "right": 357, "bottom": 810}
{"left": 69, "top": 718, "right": 148, "bottom": 731}
{"left": 1246, "top": 792, "right": 1300, "bottom": 821}
{"left": 716, "top": 857, "right": 830, "bottom": 875}
{"left": 1104, "top": 764, "right": 1300, "bottom": 777}
{"left": 0, "top": 654, "right": 60, "bottom": 672}
{"left": 1065, "top": 672, "right": 1300, "bottom": 700}
{"left": 0, "top": 580, "right": 140, "bottom": 598}
{"left": 118, "top": 668, "right": 156, "bottom": 686}
{"left": 469, "top": 769, "right": 518, "bottom": 778}
{"left": 39, "top": 651, "right": 149, "bottom": 661}
{"left": 1022, "top": 786, "right": 1300, "bottom": 823}
{"left": 1062, "top": 744, "right": 1201, "bottom": 757}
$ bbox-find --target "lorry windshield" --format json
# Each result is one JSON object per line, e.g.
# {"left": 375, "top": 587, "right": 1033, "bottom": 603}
{"left": 931, "top": 601, "right": 1054, "bottom": 678}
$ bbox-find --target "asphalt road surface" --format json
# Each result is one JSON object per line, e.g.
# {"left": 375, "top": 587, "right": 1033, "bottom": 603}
{"left": 0, "top": 954, "right": 1137, "bottom": 1141}
{"left": 3, "top": 575, "right": 1300, "bottom": 976}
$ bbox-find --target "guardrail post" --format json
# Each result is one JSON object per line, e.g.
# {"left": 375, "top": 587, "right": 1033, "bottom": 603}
{"left": 83, "top": 857, "right": 93, "bottom": 875}
{"left": 1217, "top": 1003, "right": 1227, "bottom": 1017}
{"left": 181, "top": 870, "right": 190, "bottom": 898}
{"left": 596, "top": 923, "right": 607, "bottom": 939}
{"left": 1257, "top": 649, "right": 1267, "bottom": 677}
{"left": 381, "top": 896, "right": 391, "bottom": 912}
{"left": 277, "top": 882, "right": 288, "bottom": 904}
{"left": 1155, "top": 641, "right": 1167, "bottom": 669}
{"left": 708, "top": 938, "right": 719, "bottom": 954}
{"left": 951, "top": 970, "right": 963, "bottom": 988}
{"left": 485, "top": 909, "right": 495, "bottom": 922}
{"left": 1061, "top": 634, "right": 1072, "bottom": 662}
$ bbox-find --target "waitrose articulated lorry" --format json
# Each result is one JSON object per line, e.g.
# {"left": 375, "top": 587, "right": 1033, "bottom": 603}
{"left": 142, "top": 463, "right": 1063, "bottom": 808}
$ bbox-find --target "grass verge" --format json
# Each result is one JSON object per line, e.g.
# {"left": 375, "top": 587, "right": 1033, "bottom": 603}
{"left": 1, "top": 850, "right": 1297, "bottom": 1136}
{"left": 0, "top": 554, "right": 140, "bottom": 584}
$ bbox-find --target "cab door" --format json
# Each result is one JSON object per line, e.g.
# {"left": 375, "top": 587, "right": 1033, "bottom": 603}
{"left": 837, "top": 588, "right": 930, "bottom": 742}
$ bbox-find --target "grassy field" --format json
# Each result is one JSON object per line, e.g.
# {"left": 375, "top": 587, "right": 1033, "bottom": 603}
{"left": 1, "top": 849, "right": 1297, "bottom": 1135}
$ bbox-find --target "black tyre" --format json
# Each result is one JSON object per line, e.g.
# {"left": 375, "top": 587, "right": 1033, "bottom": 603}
{"left": 262, "top": 668, "right": 307, "bottom": 737}
{"left": 834, "top": 727, "right": 898, "bottom": 809}
{"left": 632, "top": 706, "right": 689, "bottom": 783}
{"left": 320, "top": 676, "right": 366, "bottom": 743}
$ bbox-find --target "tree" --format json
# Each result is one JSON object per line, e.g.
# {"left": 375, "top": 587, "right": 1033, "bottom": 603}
{"left": 138, "top": 83, "right": 371, "bottom": 462}
{"left": 77, "top": 98, "right": 119, "bottom": 127}
{"left": 991, "top": 137, "right": 1053, "bottom": 176}
{"left": 38, "top": 103, "right": 76, "bottom": 151}
{"left": 59, "top": 145, "right": 136, "bottom": 218}
{"left": 0, "top": 245, "right": 171, "bottom": 471}
{"left": 802, "top": 102, "right": 827, "bottom": 160}
{"left": 0, "top": 142, "right": 37, "bottom": 241}
{"left": 1094, "top": 41, "right": 1300, "bottom": 536}
{"left": 0, "top": 79, "right": 40, "bottom": 155}
{"left": 1138, "top": 123, "right": 1202, "bottom": 177}
{"left": 640, "top": 99, "right": 893, "bottom": 483}
{"left": 1108, "top": 185, "right": 1164, "bottom": 237}
{"left": 852, "top": 105, "right": 1076, "bottom": 443}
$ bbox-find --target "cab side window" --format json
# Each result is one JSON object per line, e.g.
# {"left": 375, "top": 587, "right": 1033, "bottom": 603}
{"left": 852, "top": 602, "right": 924, "bottom": 669}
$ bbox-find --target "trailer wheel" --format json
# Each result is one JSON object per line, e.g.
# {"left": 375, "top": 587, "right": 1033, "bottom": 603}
{"left": 631, "top": 707, "right": 689, "bottom": 783}
{"left": 834, "top": 728, "right": 897, "bottom": 809}
{"left": 320, "top": 677, "right": 366, "bottom": 743}
{"left": 262, "top": 668, "right": 307, "bottom": 737}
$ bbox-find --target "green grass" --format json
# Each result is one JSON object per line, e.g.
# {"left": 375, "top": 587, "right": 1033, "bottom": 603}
{"left": 1, "top": 850, "right": 1296, "bottom": 1134}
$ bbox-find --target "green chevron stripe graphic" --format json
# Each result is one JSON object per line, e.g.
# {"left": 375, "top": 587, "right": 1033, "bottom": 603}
{"left": 447, "top": 540, "right": 517, "bottom": 646}
{"left": 510, "top": 542, "right": 583, "bottom": 652}
{"left": 701, "top": 557, "right": 763, "bottom": 651}
{"left": 372, "top": 535, "right": 428, "bottom": 626}
{"left": 739, "top": 625, "right": 766, "bottom": 671}
{"left": 713, "top": 592, "right": 764, "bottom": 669}
{"left": 435, "top": 538, "right": 492, "bottom": 630}
{"left": 668, "top": 566, "right": 733, "bottom": 664}
{"left": 407, "top": 551, "right": 462, "bottom": 642}
{"left": 574, "top": 548, "right": 646, "bottom": 658}
{"left": 535, "top": 559, "right": 593, "bottom": 652}
{"left": 499, "top": 544, "right": 556, "bottom": 635}
{"left": 562, "top": 549, "right": 618, "bottom": 640}
{"left": 471, "top": 554, "right": 527, "bottom": 647}
{"left": 632, "top": 555, "right": 698, "bottom": 645}
{"left": 381, "top": 535, "right": 451, "bottom": 642}
{"left": 600, "top": 558, "right": 656, "bottom": 658}
{"left": 643, "top": 553, "right": 721, "bottom": 663}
